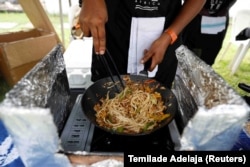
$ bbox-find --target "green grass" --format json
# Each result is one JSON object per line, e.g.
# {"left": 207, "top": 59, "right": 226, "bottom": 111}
{"left": 0, "top": 76, "right": 11, "bottom": 101}
{"left": 213, "top": 22, "right": 250, "bottom": 96}
{"left": 0, "top": 12, "right": 250, "bottom": 102}
{"left": 0, "top": 12, "right": 70, "bottom": 48}
{"left": 0, "top": 12, "right": 30, "bottom": 29}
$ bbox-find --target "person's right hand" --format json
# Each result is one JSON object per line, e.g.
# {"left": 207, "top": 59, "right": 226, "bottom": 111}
{"left": 79, "top": 0, "right": 108, "bottom": 55}
{"left": 141, "top": 32, "right": 172, "bottom": 72}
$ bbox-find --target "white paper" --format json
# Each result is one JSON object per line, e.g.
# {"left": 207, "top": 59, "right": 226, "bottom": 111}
{"left": 201, "top": 16, "right": 226, "bottom": 34}
{"left": 127, "top": 17, "right": 165, "bottom": 77}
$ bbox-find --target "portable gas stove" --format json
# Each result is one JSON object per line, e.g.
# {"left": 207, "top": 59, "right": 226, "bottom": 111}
{"left": 60, "top": 90, "right": 181, "bottom": 153}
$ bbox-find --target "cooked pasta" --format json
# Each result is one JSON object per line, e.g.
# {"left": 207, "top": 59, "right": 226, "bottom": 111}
{"left": 94, "top": 76, "right": 170, "bottom": 134}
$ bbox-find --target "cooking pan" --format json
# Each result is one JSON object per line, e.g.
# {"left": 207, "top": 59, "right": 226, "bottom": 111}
{"left": 81, "top": 75, "right": 178, "bottom": 136}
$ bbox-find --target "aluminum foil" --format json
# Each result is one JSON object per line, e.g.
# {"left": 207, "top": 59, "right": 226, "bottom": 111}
{"left": 0, "top": 106, "right": 124, "bottom": 167}
{"left": 0, "top": 44, "right": 124, "bottom": 166}
{"left": 1, "top": 44, "right": 72, "bottom": 135}
{"left": 173, "top": 45, "right": 250, "bottom": 150}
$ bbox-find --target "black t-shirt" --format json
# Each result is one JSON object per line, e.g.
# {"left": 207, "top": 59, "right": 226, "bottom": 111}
{"left": 202, "top": 0, "right": 237, "bottom": 16}
{"left": 91, "top": 0, "right": 182, "bottom": 87}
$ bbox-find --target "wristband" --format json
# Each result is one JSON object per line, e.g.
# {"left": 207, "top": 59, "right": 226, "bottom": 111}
{"left": 164, "top": 29, "right": 177, "bottom": 45}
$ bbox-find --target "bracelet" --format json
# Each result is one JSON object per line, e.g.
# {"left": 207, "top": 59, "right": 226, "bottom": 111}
{"left": 79, "top": 0, "right": 82, "bottom": 7}
{"left": 164, "top": 29, "right": 177, "bottom": 45}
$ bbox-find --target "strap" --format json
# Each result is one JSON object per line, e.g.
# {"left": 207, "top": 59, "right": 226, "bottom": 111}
{"left": 164, "top": 29, "right": 177, "bottom": 45}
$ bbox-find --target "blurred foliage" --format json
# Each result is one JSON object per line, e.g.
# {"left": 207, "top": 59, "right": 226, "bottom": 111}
{"left": 213, "top": 23, "right": 250, "bottom": 97}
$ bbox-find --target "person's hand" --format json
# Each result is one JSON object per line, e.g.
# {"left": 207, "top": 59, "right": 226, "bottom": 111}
{"left": 141, "top": 33, "right": 172, "bottom": 71}
{"left": 236, "top": 28, "right": 250, "bottom": 41}
{"left": 79, "top": 0, "right": 108, "bottom": 55}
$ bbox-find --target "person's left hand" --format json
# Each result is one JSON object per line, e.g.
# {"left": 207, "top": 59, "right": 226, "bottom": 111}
{"left": 141, "top": 32, "right": 172, "bottom": 71}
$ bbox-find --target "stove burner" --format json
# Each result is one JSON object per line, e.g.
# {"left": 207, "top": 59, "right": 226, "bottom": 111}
{"left": 90, "top": 126, "right": 175, "bottom": 152}
{"left": 60, "top": 94, "right": 180, "bottom": 153}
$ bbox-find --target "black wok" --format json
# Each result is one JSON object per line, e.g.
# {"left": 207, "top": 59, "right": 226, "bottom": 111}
{"left": 81, "top": 75, "right": 178, "bottom": 136}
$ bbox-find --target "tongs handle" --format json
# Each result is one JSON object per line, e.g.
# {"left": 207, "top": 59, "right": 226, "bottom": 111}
{"left": 98, "top": 55, "right": 116, "bottom": 83}
{"left": 106, "top": 50, "right": 125, "bottom": 88}
{"left": 139, "top": 57, "right": 152, "bottom": 77}
{"left": 98, "top": 50, "right": 125, "bottom": 89}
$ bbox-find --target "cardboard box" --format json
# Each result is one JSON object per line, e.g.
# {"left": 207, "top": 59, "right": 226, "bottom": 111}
{"left": 0, "top": 28, "right": 57, "bottom": 86}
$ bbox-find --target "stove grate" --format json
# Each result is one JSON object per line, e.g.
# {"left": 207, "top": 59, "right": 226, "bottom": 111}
{"left": 60, "top": 94, "right": 94, "bottom": 152}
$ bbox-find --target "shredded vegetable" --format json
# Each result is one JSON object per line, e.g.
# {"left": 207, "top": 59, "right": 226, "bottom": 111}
{"left": 94, "top": 76, "right": 169, "bottom": 134}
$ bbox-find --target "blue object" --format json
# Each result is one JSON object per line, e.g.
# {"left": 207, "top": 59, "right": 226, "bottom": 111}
{"left": 231, "top": 128, "right": 250, "bottom": 151}
{"left": 0, "top": 120, "right": 25, "bottom": 167}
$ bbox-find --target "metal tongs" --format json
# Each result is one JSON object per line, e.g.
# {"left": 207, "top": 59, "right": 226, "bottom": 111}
{"left": 98, "top": 49, "right": 125, "bottom": 92}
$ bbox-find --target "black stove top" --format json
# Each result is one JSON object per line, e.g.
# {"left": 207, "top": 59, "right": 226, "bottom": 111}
{"left": 90, "top": 124, "right": 175, "bottom": 152}
{"left": 60, "top": 93, "right": 181, "bottom": 153}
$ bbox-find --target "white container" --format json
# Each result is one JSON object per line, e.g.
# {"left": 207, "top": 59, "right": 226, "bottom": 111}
{"left": 63, "top": 38, "right": 93, "bottom": 88}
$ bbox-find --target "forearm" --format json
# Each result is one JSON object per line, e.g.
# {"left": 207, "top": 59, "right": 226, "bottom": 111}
{"left": 165, "top": 0, "right": 206, "bottom": 40}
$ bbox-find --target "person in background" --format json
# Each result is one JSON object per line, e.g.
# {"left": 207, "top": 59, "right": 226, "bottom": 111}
{"left": 78, "top": 0, "right": 206, "bottom": 88}
{"left": 236, "top": 27, "right": 250, "bottom": 40}
{"left": 182, "top": 0, "right": 237, "bottom": 66}
{"left": 236, "top": 27, "right": 250, "bottom": 105}
{"left": 232, "top": 26, "right": 250, "bottom": 151}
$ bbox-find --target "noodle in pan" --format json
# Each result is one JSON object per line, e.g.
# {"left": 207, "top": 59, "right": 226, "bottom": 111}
{"left": 94, "top": 76, "right": 170, "bottom": 134}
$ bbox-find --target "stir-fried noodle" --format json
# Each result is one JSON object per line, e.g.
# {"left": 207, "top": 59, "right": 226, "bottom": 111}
{"left": 94, "top": 76, "right": 170, "bottom": 134}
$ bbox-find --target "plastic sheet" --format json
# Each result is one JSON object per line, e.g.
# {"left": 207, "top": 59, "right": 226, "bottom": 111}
{"left": 0, "top": 107, "right": 71, "bottom": 167}
{"left": 173, "top": 45, "right": 250, "bottom": 150}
